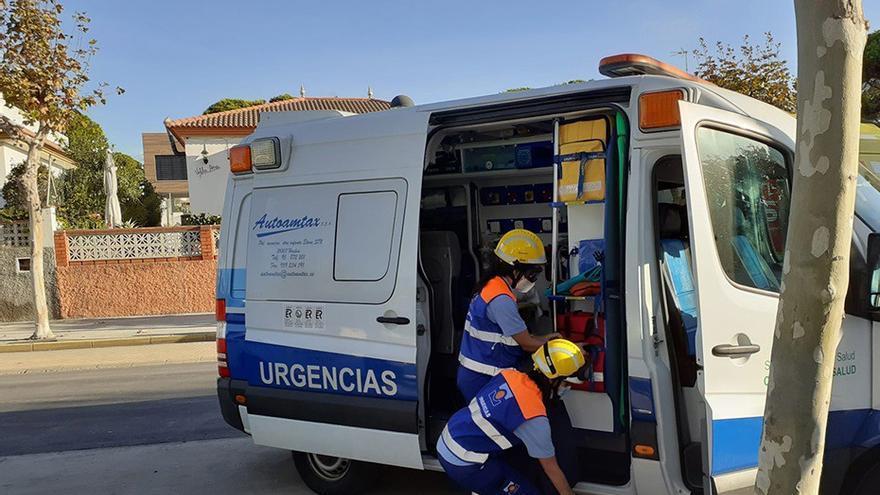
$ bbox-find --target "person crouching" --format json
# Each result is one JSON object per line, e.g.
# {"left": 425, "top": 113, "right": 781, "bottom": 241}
{"left": 438, "top": 339, "right": 585, "bottom": 495}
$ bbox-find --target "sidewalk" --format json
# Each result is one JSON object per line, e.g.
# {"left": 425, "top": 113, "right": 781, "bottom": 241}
{"left": 0, "top": 314, "right": 216, "bottom": 353}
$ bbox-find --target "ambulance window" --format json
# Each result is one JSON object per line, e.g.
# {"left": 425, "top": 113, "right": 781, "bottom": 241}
{"left": 334, "top": 191, "right": 398, "bottom": 281}
{"left": 231, "top": 193, "right": 251, "bottom": 300}
{"left": 695, "top": 127, "right": 790, "bottom": 292}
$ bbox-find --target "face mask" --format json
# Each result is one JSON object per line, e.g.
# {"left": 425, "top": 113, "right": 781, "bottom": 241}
{"left": 515, "top": 278, "right": 535, "bottom": 294}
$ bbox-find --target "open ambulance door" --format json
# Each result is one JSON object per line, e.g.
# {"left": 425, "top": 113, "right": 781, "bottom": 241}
{"left": 241, "top": 109, "right": 430, "bottom": 470}
{"left": 677, "top": 101, "right": 795, "bottom": 493}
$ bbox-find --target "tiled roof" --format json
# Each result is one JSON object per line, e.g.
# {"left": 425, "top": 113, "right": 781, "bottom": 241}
{"left": 165, "top": 97, "right": 391, "bottom": 130}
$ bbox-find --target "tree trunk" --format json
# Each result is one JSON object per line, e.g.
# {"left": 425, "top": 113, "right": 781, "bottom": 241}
{"left": 754, "top": 1, "right": 867, "bottom": 494}
{"left": 23, "top": 139, "right": 54, "bottom": 341}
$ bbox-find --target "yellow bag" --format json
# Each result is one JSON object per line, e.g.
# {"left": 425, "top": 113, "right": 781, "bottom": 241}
{"left": 558, "top": 120, "right": 607, "bottom": 203}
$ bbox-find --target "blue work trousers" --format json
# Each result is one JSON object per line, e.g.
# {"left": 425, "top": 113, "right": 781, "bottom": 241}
{"left": 456, "top": 366, "right": 493, "bottom": 403}
{"left": 438, "top": 454, "right": 540, "bottom": 495}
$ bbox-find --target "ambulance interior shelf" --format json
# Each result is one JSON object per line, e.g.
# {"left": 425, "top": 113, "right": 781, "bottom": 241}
{"left": 545, "top": 116, "right": 616, "bottom": 428}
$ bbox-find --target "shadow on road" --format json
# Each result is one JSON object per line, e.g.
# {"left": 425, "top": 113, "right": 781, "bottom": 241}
{"left": 0, "top": 395, "right": 241, "bottom": 456}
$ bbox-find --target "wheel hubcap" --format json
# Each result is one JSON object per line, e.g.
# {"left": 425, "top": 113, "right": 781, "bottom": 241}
{"left": 307, "top": 454, "right": 351, "bottom": 481}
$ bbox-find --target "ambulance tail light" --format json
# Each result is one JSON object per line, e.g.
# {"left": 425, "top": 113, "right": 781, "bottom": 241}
{"left": 216, "top": 298, "right": 229, "bottom": 378}
{"left": 638, "top": 90, "right": 685, "bottom": 131}
{"left": 215, "top": 298, "right": 226, "bottom": 322}
{"left": 217, "top": 336, "right": 230, "bottom": 378}
{"left": 229, "top": 145, "right": 252, "bottom": 174}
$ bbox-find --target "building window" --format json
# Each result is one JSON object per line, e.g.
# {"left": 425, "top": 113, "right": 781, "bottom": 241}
{"left": 16, "top": 257, "right": 31, "bottom": 273}
{"left": 156, "top": 155, "right": 188, "bottom": 180}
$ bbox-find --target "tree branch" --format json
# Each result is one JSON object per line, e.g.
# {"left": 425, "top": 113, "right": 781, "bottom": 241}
{"left": 0, "top": 115, "right": 22, "bottom": 140}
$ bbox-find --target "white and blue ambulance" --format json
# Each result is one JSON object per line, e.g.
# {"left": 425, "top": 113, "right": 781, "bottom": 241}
{"left": 214, "top": 54, "right": 880, "bottom": 494}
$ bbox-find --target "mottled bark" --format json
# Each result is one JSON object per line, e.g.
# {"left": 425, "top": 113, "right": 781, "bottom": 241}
{"left": 23, "top": 134, "right": 54, "bottom": 341}
{"left": 754, "top": 1, "right": 867, "bottom": 494}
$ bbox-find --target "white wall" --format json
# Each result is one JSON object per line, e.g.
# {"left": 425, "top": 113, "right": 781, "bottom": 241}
{"left": 184, "top": 136, "right": 243, "bottom": 215}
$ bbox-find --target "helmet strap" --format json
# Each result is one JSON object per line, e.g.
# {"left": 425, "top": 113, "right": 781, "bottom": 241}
{"left": 542, "top": 342, "right": 557, "bottom": 377}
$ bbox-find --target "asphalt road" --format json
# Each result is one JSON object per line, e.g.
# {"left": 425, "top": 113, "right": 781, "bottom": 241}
{"left": 0, "top": 362, "right": 459, "bottom": 494}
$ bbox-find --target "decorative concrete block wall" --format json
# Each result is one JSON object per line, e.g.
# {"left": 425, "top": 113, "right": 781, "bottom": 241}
{"left": 53, "top": 226, "right": 218, "bottom": 319}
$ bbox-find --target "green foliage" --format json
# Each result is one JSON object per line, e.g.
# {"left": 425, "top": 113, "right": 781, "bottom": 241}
{"left": 863, "top": 30, "right": 880, "bottom": 122}
{"left": 56, "top": 112, "right": 109, "bottom": 227}
{"left": 181, "top": 213, "right": 221, "bottom": 226}
{"left": 693, "top": 32, "right": 796, "bottom": 113}
{"left": 64, "top": 112, "right": 109, "bottom": 171}
{"left": 121, "top": 179, "right": 162, "bottom": 227}
{"left": 269, "top": 93, "right": 295, "bottom": 103}
{"left": 113, "top": 152, "right": 145, "bottom": 201}
{"left": 0, "top": 161, "right": 49, "bottom": 219}
{"left": 202, "top": 98, "right": 266, "bottom": 115}
{"left": 55, "top": 114, "right": 159, "bottom": 227}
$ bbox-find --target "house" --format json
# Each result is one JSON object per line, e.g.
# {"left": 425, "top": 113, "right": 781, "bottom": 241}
{"left": 150, "top": 96, "right": 390, "bottom": 217}
{"left": 141, "top": 132, "right": 188, "bottom": 225}
{"left": 0, "top": 98, "right": 76, "bottom": 208}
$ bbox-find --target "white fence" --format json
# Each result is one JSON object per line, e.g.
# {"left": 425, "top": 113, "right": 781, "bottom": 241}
{"left": 65, "top": 227, "right": 212, "bottom": 262}
{"left": 0, "top": 221, "right": 30, "bottom": 247}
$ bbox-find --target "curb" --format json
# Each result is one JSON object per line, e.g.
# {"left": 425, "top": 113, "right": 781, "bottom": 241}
{"left": 0, "top": 332, "right": 216, "bottom": 353}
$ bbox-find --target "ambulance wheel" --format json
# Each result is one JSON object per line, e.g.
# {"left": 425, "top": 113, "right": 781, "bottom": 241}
{"left": 292, "top": 451, "right": 377, "bottom": 495}
{"left": 851, "top": 459, "right": 880, "bottom": 495}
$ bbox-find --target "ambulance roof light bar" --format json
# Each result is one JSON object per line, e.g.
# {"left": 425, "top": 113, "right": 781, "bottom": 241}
{"left": 599, "top": 53, "right": 709, "bottom": 84}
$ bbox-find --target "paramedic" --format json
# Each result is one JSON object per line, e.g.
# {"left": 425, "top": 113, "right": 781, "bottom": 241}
{"left": 437, "top": 339, "right": 585, "bottom": 495}
{"left": 457, "top": 229, "right": 559, "bottom": 401}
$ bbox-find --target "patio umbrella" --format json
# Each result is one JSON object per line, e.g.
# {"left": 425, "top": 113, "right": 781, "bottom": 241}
{"left": 104, "top": 150, "right": 122, "bottom": 228}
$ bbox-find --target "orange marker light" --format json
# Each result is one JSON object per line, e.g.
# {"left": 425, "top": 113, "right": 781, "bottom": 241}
{"left": 234, "top": 394, "right": 247, "bottom": 405}
{"left": 633, "top": 444, "right": 657, "bottom": 458}
{"left": 229, "top": 145, "right": 252, "bottom": 174}
{"left": 639, "top": 90, "right": 685, "bottom": 131}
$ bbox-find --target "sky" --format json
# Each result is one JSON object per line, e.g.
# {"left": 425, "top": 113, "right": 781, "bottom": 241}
{"left": 61, "top": 0, "right": 880, "bottom": 160}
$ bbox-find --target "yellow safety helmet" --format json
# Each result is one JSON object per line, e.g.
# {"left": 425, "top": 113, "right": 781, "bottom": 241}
{"left": 532, "top": 339, "right": 586, "bottom": 379}
{"left": 494, "top": 229, "right": 547, "bottom": 266}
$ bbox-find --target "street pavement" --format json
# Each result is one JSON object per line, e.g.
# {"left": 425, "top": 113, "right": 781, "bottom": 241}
{"left": 0, "top": 341, "right": 216, "bottom": 375}
{"left": 0, "top": 313, "right": 215, "bottom": 343}
{"left": 0, "top": 361, "right": 460, "bottom": 494}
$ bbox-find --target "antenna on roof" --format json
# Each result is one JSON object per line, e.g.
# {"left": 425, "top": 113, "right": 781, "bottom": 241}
{"left": 300, "top": 84, "right": 306, "bottom": 98}
{"left": 368, "top": 86, "right": 373, "bottom": 99}
{"left": 671, "top": 48, "right": 689, "bottom": 73}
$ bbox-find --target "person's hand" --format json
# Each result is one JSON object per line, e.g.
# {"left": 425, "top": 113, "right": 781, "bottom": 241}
{"left": 544, "top": 332, "right": 562, "bottom": 341}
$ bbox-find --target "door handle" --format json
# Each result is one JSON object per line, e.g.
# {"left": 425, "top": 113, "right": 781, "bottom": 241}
{"left": 377, "top": 316, "right": 410, "bottom": 325}
{"left": 712, "top": 343, "right": 761, "bottom": 357}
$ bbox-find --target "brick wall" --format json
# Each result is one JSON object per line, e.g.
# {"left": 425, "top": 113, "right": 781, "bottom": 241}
{"left": 54, "top": 226, "right": 218, "bottom": 319}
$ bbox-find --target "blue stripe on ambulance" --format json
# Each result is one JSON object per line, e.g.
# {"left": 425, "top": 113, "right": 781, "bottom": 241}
{"left": 629, "top": 378, "right": 880, "bottom": 475}
{"left": 226, "top": 340, "right": 418, "bottom": 401}
{"left": 629, "top": 377, "right": 656, "bottom": 423}
{"left": 712, "top": 410, "right": 880, "bottom": 474}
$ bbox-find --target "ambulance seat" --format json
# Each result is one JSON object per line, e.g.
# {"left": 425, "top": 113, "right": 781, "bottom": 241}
{"left": 731, "top": 208, "right": 780, "bottom": 291}
{"left": 420, "top": 231, "right": 462, "bottom": 355}
{"left": 658, "top": 203, "right": 698, "bottom": 357}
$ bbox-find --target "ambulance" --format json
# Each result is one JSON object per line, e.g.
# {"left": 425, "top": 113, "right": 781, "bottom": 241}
{"left": 214, "top": 54, "right": 880, "bottom": 494}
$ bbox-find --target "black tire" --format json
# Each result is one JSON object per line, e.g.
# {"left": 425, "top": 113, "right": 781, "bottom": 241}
{"left": 852, "top": 459, "right": 880, "bottom": 495}
{"left": 291, "top": 451, "right": 378, "bottom": 495}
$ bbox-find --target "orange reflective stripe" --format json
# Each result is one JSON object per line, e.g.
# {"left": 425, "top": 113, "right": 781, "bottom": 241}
{"left": 480, "top": 277, "right": 515, "bottom": 304}
{"left": 500, "top": 369, "right": 546, "bottom": 420}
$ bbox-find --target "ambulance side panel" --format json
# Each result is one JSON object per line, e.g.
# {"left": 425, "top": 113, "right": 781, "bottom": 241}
{"left": 235, "top": 109, "right": 430, "bottom": 470}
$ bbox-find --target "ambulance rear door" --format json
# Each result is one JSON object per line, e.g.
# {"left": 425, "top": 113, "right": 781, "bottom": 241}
{"left": 240, "top": 108, "right": 430, "bottom": 469}
{"left": 677, "top": 101, "right": 795, "bottom": 493}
